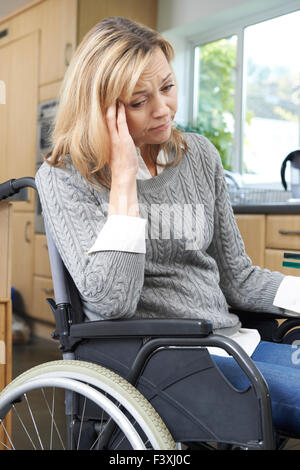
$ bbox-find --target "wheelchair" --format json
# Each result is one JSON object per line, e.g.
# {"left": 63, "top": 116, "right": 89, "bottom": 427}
{"left": 0, "top": 177, "right": 300, "bottom": 451}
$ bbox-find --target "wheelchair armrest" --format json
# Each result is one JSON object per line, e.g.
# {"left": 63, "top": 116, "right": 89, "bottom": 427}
{"left": 69, "top": 318, "right": 213, "bottom": 339}
{"left": 229, "top": 307, "right": 291, "bottom": 321}
{"left": 229, "top": 307, "right": 300, "bottom": 343}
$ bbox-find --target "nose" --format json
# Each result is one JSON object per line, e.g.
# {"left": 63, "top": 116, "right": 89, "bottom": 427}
{"left": 151, "top": 93, "right": 169, "bottom": 119}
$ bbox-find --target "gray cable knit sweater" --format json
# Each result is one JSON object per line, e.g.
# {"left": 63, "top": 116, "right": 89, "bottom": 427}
{"left": 36, "top": 133, "right": 285, "bottom": 335}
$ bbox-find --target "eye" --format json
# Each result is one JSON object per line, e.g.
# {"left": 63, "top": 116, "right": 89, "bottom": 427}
{"left": 162, "top": 83, "right": 175, "bottom": 92}
{"left": 130, "top": 100, "right": 146, "bottom": 109}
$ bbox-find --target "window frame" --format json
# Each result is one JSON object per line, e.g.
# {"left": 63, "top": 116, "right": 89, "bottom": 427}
{"left": 188, "top": 2, "right": 300, "bottom": 178}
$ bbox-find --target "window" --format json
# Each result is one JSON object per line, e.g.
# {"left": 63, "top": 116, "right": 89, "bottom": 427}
{"left": 192, "top": 9, "right": 300, "bottom": 187}
{"left": 193, "top": 36, "right": 237, "bottom": 170}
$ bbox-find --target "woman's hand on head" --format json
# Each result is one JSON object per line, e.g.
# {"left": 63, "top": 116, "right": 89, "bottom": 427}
{"left": 106, "top": 101, "right": 139, "bottom": 184}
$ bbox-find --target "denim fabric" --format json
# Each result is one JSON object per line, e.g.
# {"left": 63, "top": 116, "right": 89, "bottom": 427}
{"left": 213, "top": 341, "right": 300, "bottom": 436}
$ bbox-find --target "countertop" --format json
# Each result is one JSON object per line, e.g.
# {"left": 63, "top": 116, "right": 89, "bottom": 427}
{"left": 229, "top": 188, "right": 300, "bottom": 214}
{"left": 233, "top": 203, "right": 300, "bottom": 214}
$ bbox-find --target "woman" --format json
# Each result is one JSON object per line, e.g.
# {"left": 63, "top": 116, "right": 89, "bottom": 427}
{"left": 36, "top": 16, "right": 300, "bottom": 440}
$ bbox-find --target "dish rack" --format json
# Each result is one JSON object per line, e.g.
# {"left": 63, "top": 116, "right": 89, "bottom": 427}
{"left": 228, "top": 187, "right": 293, "bottom": 205}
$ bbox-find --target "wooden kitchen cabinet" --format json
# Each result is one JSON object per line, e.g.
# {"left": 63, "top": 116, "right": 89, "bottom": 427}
{"left": 264, "top": 214, "right": 300, "bottom": 277}
{"left": 235, "top": 212, "right": 300, "bottom": 277}
{"left": 265, "top": 249, "right": 300, "bottom": 276}
{"left": 32, "top": 276, "right": 55, "bottom": 323}
{"left": 0, "top": 202, "right": 12, "bottom": 300}
{"left": 266, "top": 215, "right": 300, "bottom": 251}
{"left": 1, "top": 0, "right": 158, "bottom": 88}
{"left": 3, "top": 0, "right": 77, "bottom": 87}
{"left": 0, "top": 299, "right": 12, "bottom": 445}
{"left": 0, "top": 42, "right": 9, "bottom": 185}
{"left": 34, "top": 234, "right": 52, "bottom": 277}
{"left": 39, "top": 0, "right": 77, "bottom": 85}
{"left": 0, "top": 25, "right": 38, "bottom": 325}
{"left": 0, "top": 202, "right": 13, "bottom": 445}
{"left": 3, "top": 32, "right": 39, "bottom": 213}
{"left": 235, "top": 214, "right": 265, "bottom": 268}
{"left": 11, "top": 212, "right": 35, "bottom": 315}
{"left": 0, "top": 0, "right": 158, "bottom": 329}
{"left": 77, "top": 0, "right": 158, "bottom": 43}
{"left": 0, "top": 31, "right": 39, "bottom": 210}
{"left": 32, "top": 233, "right": 55, "bottom": 327}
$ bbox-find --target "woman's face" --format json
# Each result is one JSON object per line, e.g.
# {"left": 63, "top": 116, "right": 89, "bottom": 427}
{"left": 124, "top": 48, "right": 178, "bottom": 150}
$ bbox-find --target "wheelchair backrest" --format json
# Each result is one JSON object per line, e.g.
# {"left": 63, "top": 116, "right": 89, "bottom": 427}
{"left": 44, "top": 217, "right": 84, "bottom": 325}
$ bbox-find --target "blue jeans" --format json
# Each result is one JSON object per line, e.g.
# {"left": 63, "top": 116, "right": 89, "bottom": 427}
{"left": 213, "top": 341, "right": 300, "bottom": 436}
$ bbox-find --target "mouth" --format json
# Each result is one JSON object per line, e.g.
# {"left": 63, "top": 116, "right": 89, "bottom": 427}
{"left": 150, "top": 121, "right": 170, "bottom": 132}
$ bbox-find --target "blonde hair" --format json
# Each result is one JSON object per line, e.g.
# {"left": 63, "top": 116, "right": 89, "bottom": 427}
{"left": 46, "top": 16, "right": 188, "bottom": 188}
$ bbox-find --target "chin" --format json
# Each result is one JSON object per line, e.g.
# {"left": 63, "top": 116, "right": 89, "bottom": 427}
{"left": 157, "top": 130, "right": 172, "bottom": 144}
{"left": 135, "top": 129, "right": 173, "bottom": 148}
{"left": 153, "top": 128, "right": 173, "bottom": 144}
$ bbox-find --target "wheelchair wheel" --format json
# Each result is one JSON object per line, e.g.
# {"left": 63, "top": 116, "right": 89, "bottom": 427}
{"left": 0, "top": 360, "right": 176, "bottom": 450}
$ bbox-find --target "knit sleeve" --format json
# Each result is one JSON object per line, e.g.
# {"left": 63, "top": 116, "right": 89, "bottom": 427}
{"left": 35, "top": 161, "right": 145, "bottom": 321}
{"left": 205, "top": 140, "right": 285, "bottom": 315}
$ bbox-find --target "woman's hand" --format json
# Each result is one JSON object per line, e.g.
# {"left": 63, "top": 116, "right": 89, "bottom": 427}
{"left": 106, "top": 101, "right": 139, "bottom": 184}
{"left": 106, "top": 101, "right": 140, "bottom": 217}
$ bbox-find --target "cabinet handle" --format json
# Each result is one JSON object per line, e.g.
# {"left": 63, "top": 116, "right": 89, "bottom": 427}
{"left": 42, "top": 287, "right": 54, "bottom": 296}
{"left": 64, "top": 42, "right": 73, "bottom": 66}
{"left": 0, "top": 29, "right": 8, "bottom": 40}
{"left": 24, "top": 221, "right": 31, "bottom": 243}
{"left": 279, "top": 230, "right": 300, "bottom": 236}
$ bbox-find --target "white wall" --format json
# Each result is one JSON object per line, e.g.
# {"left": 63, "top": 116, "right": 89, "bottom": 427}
{"left": 157, "top": 0, "right": 299, "bottom": 35}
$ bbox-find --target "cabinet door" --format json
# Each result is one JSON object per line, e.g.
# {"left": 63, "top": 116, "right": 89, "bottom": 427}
{"left": 39, "top": 0, "right": 77, "bottom": 85}
{"left": 32, "top": 276, "right": 55, "bottom": 323}
{"left": 0, "top": 31, "right": 39, "bottom": 211}
{"left": 11, "top": 212, "right": 34, "bottom": 315}
{"left": 235, "top": 214, "right": 265, "bottom": 268}
{"left": 34, "top": 234, "right": 52, "bottom": 278}
{"left": 0, "top": 43, "right": 10, "bottom": 183}
{"left": 5, "top": 0, "right": 77, "bottom": 87}
{"left": 265, "top": 248, "right": 300, "bottom": 277}
{"left": 77, "top": 0, "right": 158, "bottom": 43}
{"left": 0, "top": 301, "right": 12, "bottom": 447}
{"left": 0, "top": 202, "right": 12, "bottom": 300}
{"left": 266, "top": 215, "right": 300, "bottom": 250}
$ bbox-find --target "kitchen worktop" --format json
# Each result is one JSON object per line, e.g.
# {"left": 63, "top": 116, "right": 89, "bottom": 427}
{"left": 233, "top": 202, "right": 300, "bottom": 214}
{"left": 229, "top": 187, "right": 300, "bottom": 214}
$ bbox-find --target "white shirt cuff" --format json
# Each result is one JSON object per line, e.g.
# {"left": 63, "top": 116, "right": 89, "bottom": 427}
{"left": 88, "top": 215, "right": 147, "bottom": 254}
{"left": 273, "top": 276, "right": 300, "bottom": 315}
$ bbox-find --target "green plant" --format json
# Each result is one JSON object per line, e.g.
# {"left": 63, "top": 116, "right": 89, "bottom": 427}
{"left": 180, "top": 38, "right": 237, "bottom": 170}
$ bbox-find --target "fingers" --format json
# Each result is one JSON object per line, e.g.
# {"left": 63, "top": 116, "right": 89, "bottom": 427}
{"left": 116, "top": 102, "right": 130, "bottom": 138}
{"left": 106, "top": 102, "right": 118, "bottom": 142}
{"left": 106, "top": 101, "right": 129, "bottom": 138}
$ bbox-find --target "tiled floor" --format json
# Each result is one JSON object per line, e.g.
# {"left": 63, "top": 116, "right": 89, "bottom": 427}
{"left": 11, "top": 335, "right": 300, "bottom": 451}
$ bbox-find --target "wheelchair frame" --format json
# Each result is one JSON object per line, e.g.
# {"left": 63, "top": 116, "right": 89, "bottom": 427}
{"left": 1, "top": 176, "right": 300, "bottom": 450}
